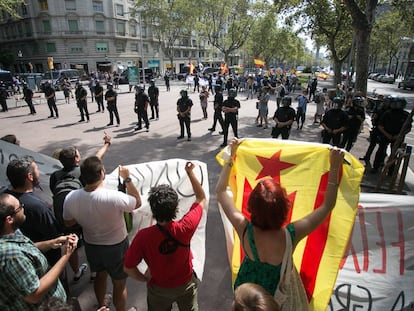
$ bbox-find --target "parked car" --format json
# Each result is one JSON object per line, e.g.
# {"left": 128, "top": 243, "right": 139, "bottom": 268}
{"left": 398, "top": 77, "right": 414, "bottom": 90}
{"left": 176, "top": 65, "right": 199, "bottom": 80}
{"left": 378, "top": 74, "right": 395, "bottom": 84}
{"left": 0, "top": 69, "right": 14, "bottom": 90}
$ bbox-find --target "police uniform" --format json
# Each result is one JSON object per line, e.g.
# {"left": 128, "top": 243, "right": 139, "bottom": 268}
{"left": 177, "top": 96, "right": 193, "bottom": 140}
{"left": 221, "top": 97, "right": 240, "bottom": 147}
{"left": 44, "top": 84, "right": 59, "bottom": 118}
{"left": 75, "top": 85, "right": 89, "bottom": 122}
{"left": 321, "top": 108, "right": 348, "bottom": 146}
{"left": 23, "top": 85, "right": 36, "bottom": 115}
{"left": 148, "top": 83, "right": 159, "bottom": 119}
{"left": 272, "top": 106, "right": 296, "bottom": 139}
{"left": 135, "top": 91, "right": 150, "bottom": 131}
{"left": 105, "top": 86, "right": 120, "bottom": 126}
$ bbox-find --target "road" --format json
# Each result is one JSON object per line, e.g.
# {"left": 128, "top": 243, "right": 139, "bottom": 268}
{"left": 1, "top": 78, "right": 413, "bottom": 310}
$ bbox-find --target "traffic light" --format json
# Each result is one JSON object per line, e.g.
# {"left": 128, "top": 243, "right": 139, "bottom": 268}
{"left": 47, "top": 57, "right": 54, "bottom": 69}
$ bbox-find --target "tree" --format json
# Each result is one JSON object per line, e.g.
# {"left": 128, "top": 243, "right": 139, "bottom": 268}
{"left": 197, "top": 0, "right": 254, "bottom": 64}
{"left": 371, "top": 10, "right": 409, "bottom": 75}
{"left": 392, "top": 0, "right": 414, "bottom": 33}
{"left": 343, "top": 0, "right": 379, "bottom": 95}
{"left": 132, "top": 0, "right": 197, "bottom": 72}
{"left": 295, "top": 0, "right": 353, "bottom": 85}
{"left": 0, "top": 0, "right": 25, "bottom": 19}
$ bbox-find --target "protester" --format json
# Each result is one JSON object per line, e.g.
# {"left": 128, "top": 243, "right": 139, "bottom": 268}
{"left": 4, "top": 156, "right": 61, "bottom": 266}
{"left": 63, "top": 156, "right": 141, "bottom": 311}
{"left": 50, "top": 133, "right": 112, "bottom": 283}
{"left": 216, "top": 138, "right": 344, "bottom": 296}
{"left": 0, "top": 193, "right": 78, "bottom": 310}
{"left": 124, "top": 161, "right": 206, "bottom": 311}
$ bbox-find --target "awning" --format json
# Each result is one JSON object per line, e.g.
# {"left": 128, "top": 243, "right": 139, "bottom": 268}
{"left": 98, "top": 62, "right": 112, "bottom": 67}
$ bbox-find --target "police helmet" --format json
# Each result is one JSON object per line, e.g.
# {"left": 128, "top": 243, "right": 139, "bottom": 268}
{"left": 228, "top": 88, "right": 237, "bottom": 98}
{"left": 107, "top": 82, "right": 113, "bottom": 88}
{"left": 281, "top": 96, "right": 292, "bottom": 106}
{"left": 180, "top": 89, "right": 188, "bottom": 97}
{"left": 135, "top": 84, "right": 144, "bottom": 92}
{"left": 150, "top": 79, "right": 155, "bottom": 84}
{"left": 386, "top": 95, "right": 407, "bottom": 110}
{"left": 352, "top": 96, "right": 364, "bottom": 107}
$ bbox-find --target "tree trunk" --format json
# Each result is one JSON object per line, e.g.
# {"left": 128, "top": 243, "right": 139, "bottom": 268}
{"left": 354, "top": 27, "right": 370, "bottom": 95}
{"left": 333, "top": 59, "right": 343, "bottom": 86}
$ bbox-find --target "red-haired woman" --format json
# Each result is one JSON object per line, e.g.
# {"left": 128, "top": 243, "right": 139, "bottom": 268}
{"left": 216, "top": 138, "right": 344, "bottom": 296}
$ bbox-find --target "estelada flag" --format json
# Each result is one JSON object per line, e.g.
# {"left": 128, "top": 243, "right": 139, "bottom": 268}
{"left": 216, "top": 139, "right": 364, "bottom": 310}
{"left": 190, "top": 62, "right": 195, "bottom": 74}
{"left": 254, "top": 57, "right": 265, "bottom": 67}
{"left": 220, "top": 62, "right": 228, "bottom": 75}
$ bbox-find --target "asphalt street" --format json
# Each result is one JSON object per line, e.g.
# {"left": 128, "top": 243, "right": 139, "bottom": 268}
{"left": 1, "top": 78, "right": 413, "bottom": 310}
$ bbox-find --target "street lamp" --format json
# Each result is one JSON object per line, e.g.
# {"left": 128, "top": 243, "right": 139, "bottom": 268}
{"left": 17, "top": 50, "right": 23, "bottom": 73}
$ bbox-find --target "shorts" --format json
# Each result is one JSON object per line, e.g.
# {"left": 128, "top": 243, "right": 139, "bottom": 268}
{"left": 147, "top": 273, "right": 198, "bottom": 311}
{"left": 84, "top": 237, "right": 129, "bottom": 280}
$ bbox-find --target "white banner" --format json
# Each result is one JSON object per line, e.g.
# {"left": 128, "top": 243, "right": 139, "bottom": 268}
{"left": 330, "top": 193, "right": 414, "bottom": 311}
{"left": 104, "top": 159, "right": 209, "bottom": 281}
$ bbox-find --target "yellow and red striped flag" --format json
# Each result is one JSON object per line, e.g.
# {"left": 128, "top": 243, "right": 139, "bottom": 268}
{"left": 190, "top": 62, "right": 195, "bottom": 74}
{"left": 216, "top": 139, "right": 364, "bottom": 310}
{"left": 254, "top": 57, "right": 265, "bottom": 67}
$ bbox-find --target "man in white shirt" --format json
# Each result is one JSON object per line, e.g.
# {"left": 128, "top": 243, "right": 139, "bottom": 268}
{"left": 63, "top": 156, "right": 141, "bottom": 311}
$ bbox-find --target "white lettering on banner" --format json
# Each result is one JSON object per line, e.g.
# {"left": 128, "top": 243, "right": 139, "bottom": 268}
{"left": 330, "top": 193, "right": 414, "bottom": 311}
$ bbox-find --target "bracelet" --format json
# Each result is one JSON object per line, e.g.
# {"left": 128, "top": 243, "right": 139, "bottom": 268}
{"left": 104, "top": 141, "right": 111, "bottom": 146}
{"left": 227, "top": 161, "right": 233, "bottom": 167}
{"left": 123, "top": 177, "right": 132, "bottom": 184}
{"left": 328, "top": 181, "right": 339, "bottom": 187}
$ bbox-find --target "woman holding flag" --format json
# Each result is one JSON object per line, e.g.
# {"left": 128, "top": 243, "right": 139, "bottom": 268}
{"left": 216, "top": 138, "right": 344, "bottom": 305}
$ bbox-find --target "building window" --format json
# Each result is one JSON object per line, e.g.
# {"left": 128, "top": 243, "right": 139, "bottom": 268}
{"left": 116, "top": 22, "right": 125, "bottom": 36}
{"left": 141, "top": 26, "right": 147, "bottom": 38}
{"left": 199, "top": 51, "right": 205, "bottom": 58}
{"left": 131, "top": 43, "right": 138, "bottom": 52}
{"left": 93, "top": 1, "right": 103, "bottom": 12}
{"left": 17, "top": 24, "right": 23, "bottom": 36}
{"left": 116, "top": 42, "right": 125, "bottom": 52}
{"left": 116, "top": 4, "right": 124, "bottom": 16}
{"left": 183, "top": 50, "right": 189, "bottom": 58}
{"left": 68, "top": 20, "right": 79, "bottom": 32}
{"left": 143, "top": 44, "right": 148, "bottom": 53}
{"left": 95, "top": 20, "right": 105, "bottom": 34}
{"left": 174, "top": 50, "right": 180, "bottom": 58}
{"left": 21, "top": 4, "right": 28, "bottom": 16}
{"left": 38, "top": 0, "right": 48, "bottom": 11}
{"left": 42, "top": 20, "right": 51, "bottom": 33}
{"left": 129, "top": 23, "right": 137, "bottom": 37}
{"left": 70, "top": 45, "right": 83, "bottom": 53}
{"left": 65, "top": 0, "right": 76, "bottom": 11}
{"left": 46, "top": 42, "right": 56, "bottom": 52}
{"left": 24, "top": 22, "right": 32, "bottom": 37}
{"left": 96, "top": 42, "right": 108, "bottom": 52}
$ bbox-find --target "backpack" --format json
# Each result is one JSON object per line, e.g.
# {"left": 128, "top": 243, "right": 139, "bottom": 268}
{"left": 280, "top": 86, "right": 286, "bottom": 98}
{"left": 52, "top": 170, "right": 83, "bottom": 231}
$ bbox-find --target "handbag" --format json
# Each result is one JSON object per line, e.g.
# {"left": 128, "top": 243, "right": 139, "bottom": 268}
{"left": 274, "top": 228, "right": 309, "bottom": 311}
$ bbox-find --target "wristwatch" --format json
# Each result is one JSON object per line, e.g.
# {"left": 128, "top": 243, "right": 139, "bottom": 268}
{"left": 123, "top": 177, "right": 132, "bottom": 184}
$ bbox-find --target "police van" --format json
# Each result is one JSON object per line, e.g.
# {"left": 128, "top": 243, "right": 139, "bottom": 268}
{"left": 40, "top": 69, "right": 81, "bottom": 91}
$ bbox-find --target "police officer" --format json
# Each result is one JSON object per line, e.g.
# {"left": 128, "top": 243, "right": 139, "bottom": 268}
{"left": 75, "top": 81, "right": 89, "bottom": 122}
{"left": 176, "top": 89, "right": 193, "bottom": 141}
{"left": 44, "top": 81, "right": 59, "bottom": 118}
{"left": 0, "top": 82, "right": 9, "bottom": 112}
{"left": 271, "top": 96, "right": 296, "bottom": 140}
{"left": 372, "top": 97, "right": 412, "bottom": 173}
{"left": 340, "top": 96, "right": 365, "bottom": 151}
{"left": 105, "top": 82, "right": 120, "bottom": 127}
{"left": 320, "top": 97, "right": 348, "bottom": 146}
{"left": 221, "top": 88, "right": 240, "bottom": 147}
{"left": 134, "top": 85, "right": 150, "bottom": 132}
{"left": 95, "top": 80, "right": 105, "bottom": 113}
{"left": 22, "top": 82, "right": 36, "bottom": 115}
{"left": 208, "top": 85, "right": 224, "bottom": 133}
{"left": 148, "top": 79, "right": 159, "bottom": 120}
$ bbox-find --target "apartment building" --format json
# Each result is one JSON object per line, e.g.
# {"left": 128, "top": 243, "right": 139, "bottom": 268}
{"left": 0, "top": 0, "right": 210, "bottom": 76}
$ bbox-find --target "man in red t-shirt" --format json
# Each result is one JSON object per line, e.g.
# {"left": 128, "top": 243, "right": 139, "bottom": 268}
{"left": 124, "top": 162, "right": 206, "bottom": 310}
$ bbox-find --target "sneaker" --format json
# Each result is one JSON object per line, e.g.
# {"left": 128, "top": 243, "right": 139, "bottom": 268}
{"left": 48, "top": 115, "right": 54, "bottom": 118}
{"left": 220, "top": 143, "right": 227, "bottom": 147}
{"left": 134, "top": 126, "right": 142, "bottom": 131}
{"left": 116, "top": 123, "right": 120, "bottom": 127}
{"left": 256, "top": 124, "right": 262, "bottom": 127}
{"left": 78, "top": 119, "right": 85, "bottom": 122}
{"left": 96, "top": 110, "right": 101, "bottom": 113}
{"left": 208, "top": 128, "right": 215, "bottom": 132}
{"left": 107, "top": 123, "right": 113, "bottom": 126}
{"left": 73, "top": 263, "right": 88, "bottom": 282}
{"left": 187, "top": 137, "right": 191, "bottom": 141}
{"left": 219, "top": 131, "right": 224, "bottom": 135}
{"left": 177, "top": 136, "right": 184, "bottom": 139}
{"left": 146, "top": 128, "right": 149, "bottom": 132}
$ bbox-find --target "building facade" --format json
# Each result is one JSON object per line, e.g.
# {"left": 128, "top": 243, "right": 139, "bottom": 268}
{"left": 0, "top": 0, "right": 213, "bottom": 76}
